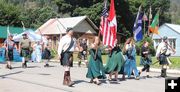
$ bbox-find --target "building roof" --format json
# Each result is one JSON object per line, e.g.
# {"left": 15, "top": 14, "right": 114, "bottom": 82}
{"left": 35, "top": 16, "right": 98, "bottom": 35}
{"left": 164, "top": 23, "right": 180, "bottom": 34}
{"left": 153, "top": 23, "right": 180, "bottom": 39}
{"left": 0, "top": 26, "right": 33, "bottom": 38}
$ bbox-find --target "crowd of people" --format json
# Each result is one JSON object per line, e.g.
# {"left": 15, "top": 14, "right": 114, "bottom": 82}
{"left": 3, "top": 33, "right": 51, "bottom": 69}
{"left": 2, "top": 27, "right": 175, "bottom": 87}
{"left": 58, "top": 28, "right": 175, "bottom": 87}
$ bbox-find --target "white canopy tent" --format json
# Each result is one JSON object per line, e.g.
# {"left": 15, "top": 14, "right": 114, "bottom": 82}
{"left": 13, "top": 30, "right": 47, "bottom": 43}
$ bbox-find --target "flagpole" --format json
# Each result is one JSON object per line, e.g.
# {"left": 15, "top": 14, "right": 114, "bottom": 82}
{"left": 56, "top": 17, "right": 66, "bottom": 39}
{"left": 6, "top": 26, "right": 10, "bottom": 60}
{"left": 148, "top": 5, "right": 152, "bottom": 36}
{"left": 21, "top": 21, "right": 26, "bottom": 31}
{"left": 143, "top": 11, "right": 146, "bottom": 36}
{"left": 94, "top": 0, "right": 107, "bottom": 60}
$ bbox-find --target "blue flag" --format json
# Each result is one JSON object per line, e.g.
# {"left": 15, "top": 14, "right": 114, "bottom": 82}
{"left": 133, "top": 13, "right": 143, "bottom": 42}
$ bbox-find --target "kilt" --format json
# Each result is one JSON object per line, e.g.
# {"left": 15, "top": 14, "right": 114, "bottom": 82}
{"left": 60, "top": 52, "right": 73, "bottom": 67}
{"left": 140, "top": 56, "right": 152, "bottom": 65}
{"left": 6, "top": 49, "right": 13, "bottom": 61}
{"left": 20, "top": 48, "right": 30, "bottom": 58}
{"left": 42, "top": 48, "right": 51, "bottom": 59}
{"left": 159, "top": 54, "right": 168, "bottom": 65}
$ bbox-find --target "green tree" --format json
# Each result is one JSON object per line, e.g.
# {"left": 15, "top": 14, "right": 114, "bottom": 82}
{"left": 1, "top": 0, "right": 171, "bottom": 34}
{"left": 0, "top": 0, "right": 22, "bottom": 26}
{"left": 19, "top": 6, "right": 57, "bottom": 28}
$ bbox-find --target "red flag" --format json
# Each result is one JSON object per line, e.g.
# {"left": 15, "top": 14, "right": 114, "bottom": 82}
{"left": 100, "top": 0, "right": 117, "bottom": 47}
{"left": 108, "top": 0, "right": 117, "bottom": 47}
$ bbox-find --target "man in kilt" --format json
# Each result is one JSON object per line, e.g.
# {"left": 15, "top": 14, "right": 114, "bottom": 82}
{"left": 19, "top": 33, "right": 31, "bottom": 68}
{"left": 58, "top": 28, "right": 76, "bottom": 87}
{"left": 4, "top": 35, "right": 17, "bottom": 69}
{"left": 156, "top": 36, "right": 175, "bottom": 77}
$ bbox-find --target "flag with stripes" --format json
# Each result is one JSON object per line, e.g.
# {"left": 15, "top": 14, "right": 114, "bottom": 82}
{"left": 100, "top": 0, "right": 117, "bottom": 47}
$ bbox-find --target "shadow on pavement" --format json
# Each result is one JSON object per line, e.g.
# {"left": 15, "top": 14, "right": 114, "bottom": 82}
{"left": 73, "top": 80, "right": 88, "bottom": 84}
{"left": 0, "top": 71, "right": 24, "bottom": 78}
{"left": 38, "top": 73, "right": 51, "bottom": 76}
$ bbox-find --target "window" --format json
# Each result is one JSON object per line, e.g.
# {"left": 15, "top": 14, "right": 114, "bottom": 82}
{"left": 168, "top": 39, "right": 176, "bottom": 49}
{"left": 154, "top": 39, "right": 162, "bottom": 48}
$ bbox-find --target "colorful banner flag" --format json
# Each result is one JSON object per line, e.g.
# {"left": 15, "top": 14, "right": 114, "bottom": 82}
{"left": 149, "top": 10, "right": 159, "bottom": 34}
{"left": 133, "top": 13, "right": 143, "bottom": 42}
{"left": 133, "top": 5, "right": 143, "bottom": 42}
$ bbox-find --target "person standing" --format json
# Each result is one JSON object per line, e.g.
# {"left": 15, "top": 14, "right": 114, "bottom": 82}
{"left": 32, "top": 41, "right": 42, "bottom": 62}
{"left": 104, "top": 40, "right": 124, "bottom": 81}
{"left": 77, "top": 39, "right": 83, "bottom": 66}
{"left": 122, "top": 37, "right": 140, "bottom": 80}
{"left": 86, "top": 36, "right": 106, "bottom": 85}
{"left": 78, "top": 38, "right": 88, "bottom": 67}
{"left": 19, "top": 33, "right": 31, "bottom": 68}
{"left": 43, "top": 36, "right": 51, "bottom": 67}
{"left": 4, "top": 35, "right": 17, "bottom": 69}
{"left": 58, "top": 28, "right": 76, "bottom": 87}
{"left": 156, "top": 36, "right": 175, "bottom": 77}
{"left": 139, "top": 41, "right": 152, "bottom": 78}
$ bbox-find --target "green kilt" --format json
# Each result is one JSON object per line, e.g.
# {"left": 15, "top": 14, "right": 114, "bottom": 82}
{"left": 20, "top": 48, "right": 30, "bottom": 58}
{"left": 60, "top": 52, "right": 73, "bottom": 67}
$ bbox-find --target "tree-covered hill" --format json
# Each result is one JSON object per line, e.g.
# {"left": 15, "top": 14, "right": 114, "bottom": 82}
{"left": 0, "top": 0, "right": 173, "bottom": 39}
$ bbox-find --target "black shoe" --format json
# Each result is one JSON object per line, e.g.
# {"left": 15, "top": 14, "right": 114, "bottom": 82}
{"left": 6, "top": 65, "right": 12, "bottom": 69}
{"left": 44, "top": 64, "right": 49, "bottom": 67}
{"left": 95, "top": 81, "right": 101, "bottom": 85}
{"left": 9, "top": 66, "right": 12, "bottom": 69}
{"left": 146, "top": 75, "right": 152, "bottom": 78}
{"left": 89, "top": 79, "right": 94, "bottom": 83}
{"left": 160, "top": 69, "right": 166, "bottom": 78}
{"left": 22, "top": 63, "right": 27, "bottom": 68}
{"left": 25, "top": 63, "right": 27, "bottom": 68}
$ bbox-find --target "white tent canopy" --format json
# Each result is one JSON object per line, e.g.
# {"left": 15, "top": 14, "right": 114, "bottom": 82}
{"left": 13, "top": 30, "right": 47, "bottom": 43}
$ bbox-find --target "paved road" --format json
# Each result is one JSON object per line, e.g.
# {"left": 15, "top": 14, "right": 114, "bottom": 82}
{"left": 0, "top": 62, "right": 180, "bottom": 92}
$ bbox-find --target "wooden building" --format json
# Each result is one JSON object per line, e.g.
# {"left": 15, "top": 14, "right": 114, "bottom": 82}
{"left": 35, "top": 16, "right": 98, "bottom": 49}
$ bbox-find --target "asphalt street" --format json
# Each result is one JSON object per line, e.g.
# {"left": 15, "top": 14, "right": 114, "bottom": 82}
{"left": 0, "top": 62, "right": 180, "bottom": 92}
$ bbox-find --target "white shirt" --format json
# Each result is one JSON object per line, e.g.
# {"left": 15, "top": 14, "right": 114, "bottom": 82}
{"left": 58, "top": 35, "right": 76, "bottom": 56}
{"left": 156, "top": 42, "right": 172, "bottom": 57}
{"left": 125, "top": 44, "right": 135, "bottom": 50}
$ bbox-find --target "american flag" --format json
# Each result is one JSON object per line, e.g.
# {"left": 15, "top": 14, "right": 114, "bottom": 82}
{"left": 100, "top": 0, "right": 116, "bottom": 47}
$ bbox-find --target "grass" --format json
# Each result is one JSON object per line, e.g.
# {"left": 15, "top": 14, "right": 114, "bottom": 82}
{"left": 136, "top": 56, "right": 180, "bottom": 69}
{"left": 72, "top": 53, "right": 180, "bottom": 69}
